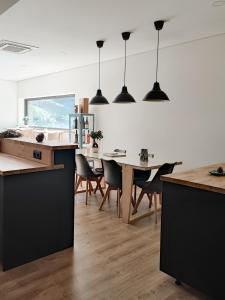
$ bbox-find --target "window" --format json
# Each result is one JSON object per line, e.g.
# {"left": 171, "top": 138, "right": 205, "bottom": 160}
{"left": 24, "top": 94, "right": 75, "bottom": 129}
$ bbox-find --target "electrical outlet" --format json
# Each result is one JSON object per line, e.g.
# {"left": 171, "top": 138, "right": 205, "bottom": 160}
{"left": 33, "top": 150, "right": 42, "bottom": 160}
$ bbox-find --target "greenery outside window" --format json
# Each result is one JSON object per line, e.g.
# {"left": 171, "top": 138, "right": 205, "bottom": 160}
{"left": 24, "top": 94, "right": 75, "bottom": 129}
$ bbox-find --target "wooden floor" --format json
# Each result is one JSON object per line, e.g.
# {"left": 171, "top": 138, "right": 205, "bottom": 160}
{"left": 0, "top": 191, "right": 211, "bottom": 300}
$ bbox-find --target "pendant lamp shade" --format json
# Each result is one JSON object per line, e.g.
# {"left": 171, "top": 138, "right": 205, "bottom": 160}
{"left": 113, "top": 86, "right": 135, "bottom": 104}
{"left": 90, "top": 89, "right": 109, "bottom": 105}
{"left": 143, "top": 20, "right": 169, "bottom": 102}
{"left": 143, "top": 82, "right": 169, "bottom": 102}
{"left": 90, "top": 40, "right": 109, "bottom": 105}
{"left": 113, "top": 32, "right": 136, "bottom": 104}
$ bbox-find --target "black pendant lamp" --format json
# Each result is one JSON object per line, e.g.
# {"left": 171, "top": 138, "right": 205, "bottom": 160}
{"left": 143, "top": 20, "right": 169, "bottom": 102}
{"left": 113, "top": 32, "right": 135, "bottom": 103}
{"left": 90, "top": 40, "right": 109, "bottom": 105}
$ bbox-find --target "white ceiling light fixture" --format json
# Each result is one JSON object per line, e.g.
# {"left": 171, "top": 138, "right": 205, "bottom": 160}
{"left": 212, "top": 1, "right": 225, "bottom": 6}
{"left": 0, "top": 40, "right": 38, "bottom": 54}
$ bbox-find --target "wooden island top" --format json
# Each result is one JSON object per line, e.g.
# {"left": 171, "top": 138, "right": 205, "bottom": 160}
{"left": 0, "top": 153, "right": 63, "bottom": 176}
{"left": 0, "top": 137, "right": 77, "bottom": 176}
{"left": 5, "top": 137, "right": 78, "bottom": 150}
{"left": 161, "top": 162, "right": 225, "bottom": 195}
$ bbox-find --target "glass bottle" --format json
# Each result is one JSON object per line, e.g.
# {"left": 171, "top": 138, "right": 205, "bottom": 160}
{"left": 74, "top": 130, "right": 78, "bottom": 144}
{"left": 74, "top": 117, "right": 78, "bottom": 129}
{"left": 85, "top": 117, "right": 89, "bottom": 129}
{"left": 82, "top": 130, "right": 86, "bottom": 145}
{"left": 81, "top": 116, "right": 85, "bottom": 129}
{"left": 86, "top": 130, "right": 91, "bottom": 144}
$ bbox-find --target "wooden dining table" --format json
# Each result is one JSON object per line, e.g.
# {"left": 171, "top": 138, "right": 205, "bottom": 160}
{"left": 77, "top": 149, "right": 182, "bottom": 224}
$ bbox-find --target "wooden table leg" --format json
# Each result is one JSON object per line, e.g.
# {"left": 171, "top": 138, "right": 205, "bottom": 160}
{"left": 121, "top": 164, "right": 134, "bottom": 224}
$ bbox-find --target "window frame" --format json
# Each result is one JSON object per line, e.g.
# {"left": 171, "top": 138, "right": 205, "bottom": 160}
{"left": 24, "top": 94, "right": 75, "bottom": 129}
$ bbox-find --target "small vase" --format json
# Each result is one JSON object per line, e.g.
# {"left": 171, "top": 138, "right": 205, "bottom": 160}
{"left": 92, "top": 139, "right": 99, "bottom": 153}
{"left": 139, "top": 149, "right": 149, "bottom": 162}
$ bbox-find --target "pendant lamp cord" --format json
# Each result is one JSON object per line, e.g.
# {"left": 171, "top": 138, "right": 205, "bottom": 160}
{"left": 156, "top": 30, "right": 159, "bottom": 82}
{"left": 98, "top": 47, "right": 101, "bottom": 89}
{"left": 124, "top": 40, "right": 127, "bottom": 86}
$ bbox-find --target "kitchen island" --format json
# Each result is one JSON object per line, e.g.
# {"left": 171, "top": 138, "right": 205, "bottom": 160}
{"left": 0, "top": 137, "right": 76, "bottom": 271}
{"left": 160, "top": 163, "right": 225, "bottom": 299}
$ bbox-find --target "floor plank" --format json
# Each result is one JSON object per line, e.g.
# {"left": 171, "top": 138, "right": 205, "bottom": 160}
{"left": 0, "top": 191, "right": 211, "bottom": 300}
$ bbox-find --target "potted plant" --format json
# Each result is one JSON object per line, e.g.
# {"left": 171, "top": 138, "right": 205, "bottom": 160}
{"left": 90, "top": 130, "right": 103, "bottom": 153}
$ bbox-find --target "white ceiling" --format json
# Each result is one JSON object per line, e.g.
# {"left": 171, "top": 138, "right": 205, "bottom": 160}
{"left": 0, "top": 0, "right": 225, "bottom": 81}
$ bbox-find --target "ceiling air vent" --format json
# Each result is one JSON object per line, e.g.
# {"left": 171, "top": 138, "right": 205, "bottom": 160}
{"left": 0, "top": 40, "right": 38, "bottom": 54}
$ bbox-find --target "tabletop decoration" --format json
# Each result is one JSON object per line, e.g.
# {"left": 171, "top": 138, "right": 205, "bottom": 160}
{"left": 90, "top": 130, "right": 103, "bottom": 153}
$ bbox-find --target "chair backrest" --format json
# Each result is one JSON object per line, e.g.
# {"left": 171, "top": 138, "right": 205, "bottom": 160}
{"left": 102, "top": 159, "right": 122, "bottom": 189}
{"left": 152, "top": 163, "right": 176, "bottom": 186}
{"left": 75, "top": 154, "right": 94, "bottom": 178}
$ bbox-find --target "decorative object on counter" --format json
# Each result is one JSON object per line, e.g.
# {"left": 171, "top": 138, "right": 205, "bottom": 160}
{"left": 36, "top": 132, "right": 45, "bottom": 143}
{"left": 90, "top": 130, "right": 103, "bottom": 153}
{"left": 104, "top": 152, "right": 126, "bottom": 157}
{"left": 139, "top": 149, "right": 154, "bottom": 161}
{"left": 79, "top": 98, "right": 89, "bottom": 113}
{"left": 143, "top": 20, "right": 169, "bottom": 102}
{"left": 139, "top": 149, "right": 149, "bottom": 162}
{"left": 0, "top": 129, "right": 22, "bottom": 139}
{"left": 22, "top": 116, "right": 29, "bottom": 126}
{"left": 114, "top": 149, "right": 127, "bottom": 154}
{"left": 113, "top": 32, "right": 135, "bottom": 104}
{"left": 209, "top": 166, "right": 225, "bottom": 176}
{"left": 90, "top": 40, "right": 109, "bottom": 105}
{"left": 103, "top": 148, "right": 127, "bottom": 157}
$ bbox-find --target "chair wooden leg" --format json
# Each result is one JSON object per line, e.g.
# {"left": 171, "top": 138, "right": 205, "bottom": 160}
{"left": 147, "top": 193, "right": 153, "bottom": 208}
{"left": 94, "top": 177, "right": 103, "bottom": 194}
{"left": 132, "top": 190, "right": 145, "bottom": 214}
{"left": 85, "top": 180, "right": 89, "bottom": 205}
{"left": 93, "top": 181, "right": 98, "bottom": 194}
{"left": 94, "top": 185, "right": 97, "bottom": 194}
{"left": 89, "top": 182, "right": 92, "bottom": 195}
{"left": 117, "top": 188, "right": 121, "bottom": 218}
{"left": 153, "top": 193, "right": 158, "bottom": 224}
{"left": 131, "top": 196, "right": 136, "bottom": 208}
{"left": 99, "top": 186, "right": 110, "bottom": 210}
{"left": 108, "top": 189, "right": 110, "bottom": 202}
{"left": 75, "top": 173, "right": 78, "bottom": 187}
{"left": 134, "top": 185, "right": 137, "bottom": 202}
{"left": 75, "top": 176, "right": 82, "bottom": 194}
{"left": 96, "top": 178, "right": 104, "bottom": 198}
{"left": 89, "top": 181, "right": 94, "bottom": 192}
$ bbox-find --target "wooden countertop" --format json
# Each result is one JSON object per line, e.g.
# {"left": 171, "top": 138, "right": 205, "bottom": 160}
{"left": 0, "top": 153, "right": 64, "bottom": 176}
{"left": 4, "top": 137, "right": 78, "bottom": 150}
{"left": 161, "top": 162, "right": 225, "bottom": 195}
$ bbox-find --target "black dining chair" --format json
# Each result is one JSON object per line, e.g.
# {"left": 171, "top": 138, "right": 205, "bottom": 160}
{"left": 75, "top": 154, "right": 104, "bottom": 205}
{"left": 133, "top": 169, "right": 151, "bottom": 204}
{"left": 99, "top": 159, "right": 122, "bottom": 217}
{"left": 132, "top": 163, "right": 177, "bottom": 224}
{"left": 113, "top": 148, "right": 151, "bottom": 204}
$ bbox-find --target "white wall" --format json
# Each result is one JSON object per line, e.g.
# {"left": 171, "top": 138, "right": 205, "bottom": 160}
{"left": 18, "top": 34, "right": 225, "bottom": 170}
{"left": 0, "top": 79, "right": 17, "bottom": 129}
